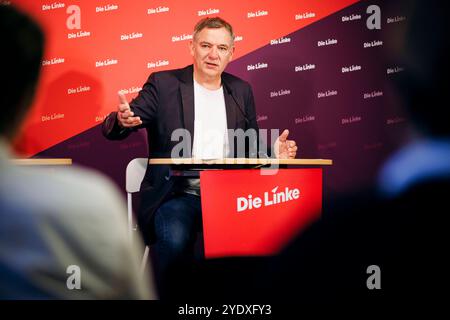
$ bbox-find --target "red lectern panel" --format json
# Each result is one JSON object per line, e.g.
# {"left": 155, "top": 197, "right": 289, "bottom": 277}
{"left": 200, "top": 168, "right": 322, "bottom": 258}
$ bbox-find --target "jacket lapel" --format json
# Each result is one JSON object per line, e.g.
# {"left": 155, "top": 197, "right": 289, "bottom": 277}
{"left": 178, "top": 66, "right": 195, "bottom": 155}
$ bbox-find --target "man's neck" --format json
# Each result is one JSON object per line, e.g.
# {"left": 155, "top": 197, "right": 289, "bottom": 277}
{"left": 193, "top": 71, "right": 222, "bottom": 90}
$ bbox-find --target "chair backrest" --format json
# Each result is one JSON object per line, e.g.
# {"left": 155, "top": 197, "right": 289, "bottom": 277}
{"left": 125, "top": 158, "right": 150, "bottom": 274}
{"left": 126, "top": 158, "right": 148, "bottom": 194}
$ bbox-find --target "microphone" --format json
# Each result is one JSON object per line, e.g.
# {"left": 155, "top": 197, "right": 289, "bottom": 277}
{"left": 225, "top": 84, "right": 249, "bottom": 125}
{"left": 225, "top": 84, "right": 270, "bottom": 159}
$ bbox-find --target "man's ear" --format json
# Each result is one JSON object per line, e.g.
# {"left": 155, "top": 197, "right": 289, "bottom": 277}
{"left": 229, "top": 46, "right": 235, "bottom": 61}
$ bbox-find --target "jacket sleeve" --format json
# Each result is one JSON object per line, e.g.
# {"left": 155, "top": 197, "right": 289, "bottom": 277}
{"left": 102, "top": 72, "right": 160, "bottom": 140}
{"left": 101, "top": 112, "right": 132, "bottom": 140}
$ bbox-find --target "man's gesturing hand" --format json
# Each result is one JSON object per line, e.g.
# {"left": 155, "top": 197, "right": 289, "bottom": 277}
{"left": 116, "top": 91, "right": 142, "bottom": 128}
{"left": 274, "top": 129, "right": 298, "bottom": 159}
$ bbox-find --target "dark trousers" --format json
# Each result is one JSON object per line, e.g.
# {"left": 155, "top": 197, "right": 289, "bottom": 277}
{"left": 150, "top": 193, "right": 203, "bottom": 299}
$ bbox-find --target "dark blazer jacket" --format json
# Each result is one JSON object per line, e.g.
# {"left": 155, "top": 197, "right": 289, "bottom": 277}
{"left": 102, "top": 65, "right": 264, "bottom": 244}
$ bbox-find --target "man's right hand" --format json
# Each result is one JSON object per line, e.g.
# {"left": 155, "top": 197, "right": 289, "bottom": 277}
{"left": 117, "top": 91, "right": 143, "bottom": 128}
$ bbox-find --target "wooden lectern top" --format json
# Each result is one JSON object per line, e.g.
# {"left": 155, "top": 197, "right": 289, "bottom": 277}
{"left": 149, "top": 158, "right": 332, "bottom": 165}
{"left": 11, "top": 158, "right": 73, "bottom": 166}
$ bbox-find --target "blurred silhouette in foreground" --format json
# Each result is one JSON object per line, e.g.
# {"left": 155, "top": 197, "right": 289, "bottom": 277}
{"left": 186, "top": 0, "right": 449, "bottom": 306}
{"left": 0, "top": 5, "right": 154, "bottom": 299}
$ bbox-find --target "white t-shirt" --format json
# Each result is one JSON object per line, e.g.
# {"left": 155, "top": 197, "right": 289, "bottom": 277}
{"left": 192, "top": 79, "right": 229, "bottom": 159}
{"left": 182, "top": 79, "right": 229, "bottom": 195}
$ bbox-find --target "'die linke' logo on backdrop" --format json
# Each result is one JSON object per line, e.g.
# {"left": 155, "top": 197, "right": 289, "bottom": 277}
{"left": 237, "top": 186, "right": 300, "bottom": 213}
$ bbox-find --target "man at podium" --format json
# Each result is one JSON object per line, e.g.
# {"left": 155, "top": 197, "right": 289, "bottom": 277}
{"left": 103, "top": 17, "right": 297, "bottom": 298}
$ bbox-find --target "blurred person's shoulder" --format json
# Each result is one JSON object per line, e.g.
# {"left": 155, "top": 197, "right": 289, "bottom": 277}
{"left": 0, "top": 161, "right": 129, "bottom": 248}
{"left": 2, "top": 163, "right": 124, "bottom": 211}
{"left": 0, "top": 162, "right": 154, "bottom": 299}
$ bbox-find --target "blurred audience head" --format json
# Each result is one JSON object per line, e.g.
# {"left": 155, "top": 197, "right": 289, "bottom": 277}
{"left": 394, "top": 0, "right": 450, "bottom": 137}
{"left": 0, "top": 5, "right": 44, "bottom": 140}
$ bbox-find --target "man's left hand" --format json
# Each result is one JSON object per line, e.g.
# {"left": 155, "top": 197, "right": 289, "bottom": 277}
{"left": 274, "top": 129, "right": 297, "bottom": 159}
